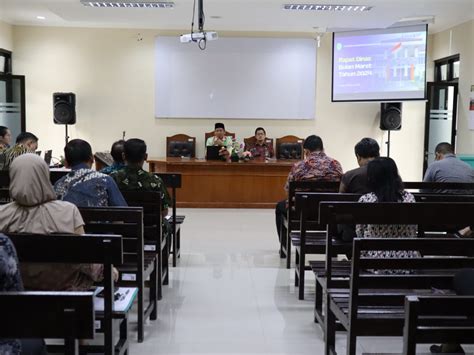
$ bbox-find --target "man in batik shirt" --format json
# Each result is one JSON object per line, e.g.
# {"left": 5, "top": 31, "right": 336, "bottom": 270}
{"left": 0, "top": 132, "right": 39, "bottom": 171}
{"left": 54, "top": 139, "right": 127, "bottom": 207}
{"left": 246, "top": 127, "right": 274, "bottom": 159}
{"left": 275, "top": 135, "right": 343, "bottom": 255}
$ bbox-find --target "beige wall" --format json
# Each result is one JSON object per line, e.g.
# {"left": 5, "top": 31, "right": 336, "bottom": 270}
{"left": 431, "top": 19, "right": 474, "bottom": 154}
{"left": 12, "top": 25, "right": 427, "bottom": 180}
{"left": 0, "top": 20, "right": 13, "bottom": 51}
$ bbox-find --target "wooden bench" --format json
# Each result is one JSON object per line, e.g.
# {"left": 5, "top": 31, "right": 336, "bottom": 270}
{"left": 403, "top": 295, "right": 474, "bottom": 355}
{"left": 304, "top": 192, "right": 474, "bottom": 325}
{"left": 9, "top": 233, "right": 124, "bottom": 355}
{"left": 281, "top": 180, "right": 474, "bottom": 269}
{"left": 0, "top": 169, "right": 68, "bottom": 187}
{"left": 156, "top": 172, "right": 185, "bottom": 267}
{"left": 403, "top": 181, "right": 474, "bottom": 193}
{"left": 283, "top": 180, "right": 339, "bottom": 268}
{"left": 0, "top": 291, "right": 95, "bottom": 355}
{"left": 120, "top": 191, "right": 169, "bottom": 298}
{"left": 293, "top": 192, "right": 358, "bottom": 300}
{"left": 319, "top": 202, "right": 474, "bottom": 355}
{"left": 79, "top": 206, "right": 156, "bottom": 343}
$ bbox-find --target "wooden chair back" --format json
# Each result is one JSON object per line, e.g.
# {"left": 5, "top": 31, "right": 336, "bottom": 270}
{"left": 80, "top": 207, "right": 144, "bottom": 265}
{"left": 276, "top": 135, "right": 304, "bottom": 159}
{"left": 0, "top": 169, "right": 69, "bottom": 189}
{"left": 166, "top": 134, "right": 196, "bottom": 158}
{"left": 9, "top": 233, "right": 122, "bottom": 355}
{"left": 403, "top": 295, "right": 474, "bottom": 355}
{"left": 318, "top": 201, "right": 474, "bottom": 287}
{"left": 0, "top": 291, "right": 95, "bottom": 354}
{"left": 120, "top": 191, "right": 168, "bottom": 286}
{"left": 119, "top": 191, "right": 162, "bottom": 244}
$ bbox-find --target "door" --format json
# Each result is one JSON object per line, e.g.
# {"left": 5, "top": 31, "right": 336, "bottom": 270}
{"left": 0, "top": 75, "right": 26, "bottom": 140}
{"left": 423, "top": 82, "right": 458, "bottom": 173}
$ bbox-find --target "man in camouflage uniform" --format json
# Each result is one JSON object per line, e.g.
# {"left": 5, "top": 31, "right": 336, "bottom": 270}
{"left": 0, "top": 132, "right": 39, "bottom": 171}
{"left": 111, "top": 138, "right": 171, "bottom": 238}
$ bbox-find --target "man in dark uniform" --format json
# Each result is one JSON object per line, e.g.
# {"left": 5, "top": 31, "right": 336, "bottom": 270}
{"left": 111, "top": 138, "right": 171, "bottom": 213}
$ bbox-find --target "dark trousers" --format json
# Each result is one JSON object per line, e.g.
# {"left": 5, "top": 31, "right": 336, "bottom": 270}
{"left": 275, "top": 200, "right": 287, "bottom": 245}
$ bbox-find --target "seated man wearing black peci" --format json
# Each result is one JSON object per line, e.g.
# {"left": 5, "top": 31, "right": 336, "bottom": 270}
{"left": 206, "top": 123, "right": 233, "bottom": 159}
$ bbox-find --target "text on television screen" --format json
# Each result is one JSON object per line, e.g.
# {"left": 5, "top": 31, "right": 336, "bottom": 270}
{"left": 332, "top": 25, "right": 427, "bottom": 102}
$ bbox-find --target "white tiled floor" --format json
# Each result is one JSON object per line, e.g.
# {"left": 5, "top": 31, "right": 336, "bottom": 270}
{"left": 127, "top": 209, "right": 473, "bottom": 355}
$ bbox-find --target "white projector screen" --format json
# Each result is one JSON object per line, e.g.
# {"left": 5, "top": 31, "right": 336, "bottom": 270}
{"left": 155, "top": 37, "right": 316, "bottom": 120}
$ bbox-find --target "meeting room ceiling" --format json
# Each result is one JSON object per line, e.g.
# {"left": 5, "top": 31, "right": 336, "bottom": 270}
{"left": 0, "top": 0, "right": 473, "bottom": 33}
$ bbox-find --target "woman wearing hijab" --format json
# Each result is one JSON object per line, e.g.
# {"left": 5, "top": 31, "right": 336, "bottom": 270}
{"left": 0, "top": 153, "right": 104, "bottom": 291}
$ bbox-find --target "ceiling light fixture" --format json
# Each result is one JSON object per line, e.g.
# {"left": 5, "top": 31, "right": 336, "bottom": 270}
{"left": 283, "top": 4, "right": 373, "bottom": 11}
{"left": 80, "top": 1, "right": 174, "bottom": 8}
{"left": 36, "top": 16, "right": 46, "bottom": 20}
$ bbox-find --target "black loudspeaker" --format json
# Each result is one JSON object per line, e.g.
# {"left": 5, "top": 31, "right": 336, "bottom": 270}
{"left": 53, "top": 93, "right": 76, "bottom": 125}
{"left": 380, "top": 102, "right": 402, "bottom": 131}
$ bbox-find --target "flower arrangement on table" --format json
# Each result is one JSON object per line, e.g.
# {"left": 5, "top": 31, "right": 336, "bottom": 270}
{"left": 230, "top": 140, "right": 252, "bottom": 162}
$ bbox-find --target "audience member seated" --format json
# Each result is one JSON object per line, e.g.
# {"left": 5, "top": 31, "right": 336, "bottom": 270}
{"left": 336, "top": 138, "right": 380, "bottom": 242}
{"left": 357, "top": 157, "right": 418, "bottom": 274}
{"left": 0, "top": 154, "right": 111, "bottom": 291}
{"left": 111, "top": 139, "right": 171, "bottom": 215}
{"left": 275, "top": 135, "right": 343, "bottom": 248}
{"left": 100, "top": 140, "right": 125, "bottom": 175}
{"left": 423, "top": 142, "right": 474, "bottom": 193}
{"left": 111, "top": 138, "right": 172, "bottom": 239}
{"left": 0, "top": 132, "right": 39, "bottom": 171}
{"left": 0, "top": 233, "right": 48, "bottom": 355}
{"left": 246, "top": 127, "right": 274, "bottom": 159}
{"left": 206, "top": 123, "right": 233, "bottom": 159}
{"left": 54, "top": 139, "right": 127, "bottom": 207}
{"left": 0, "top": 126, "right": 12, "bottom": 151}
{"left": 339, "top": 137, "right": 380, "bottom": 194}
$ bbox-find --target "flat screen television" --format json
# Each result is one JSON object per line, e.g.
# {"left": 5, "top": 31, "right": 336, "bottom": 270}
{"left": 332, "top": 24, "right": 427, "bottom": 102}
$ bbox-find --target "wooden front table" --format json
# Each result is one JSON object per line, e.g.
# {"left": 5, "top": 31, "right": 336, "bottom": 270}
{"left": 148, "top": 157, "right": 295, "bottom": 208}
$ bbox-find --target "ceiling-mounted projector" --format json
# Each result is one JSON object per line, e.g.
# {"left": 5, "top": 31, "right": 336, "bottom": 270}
{"left": 180, "top": 32, "right": 218, "bottom": 43}
{"left": 182, "top": 0, "right": 216, "bottom": 49}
